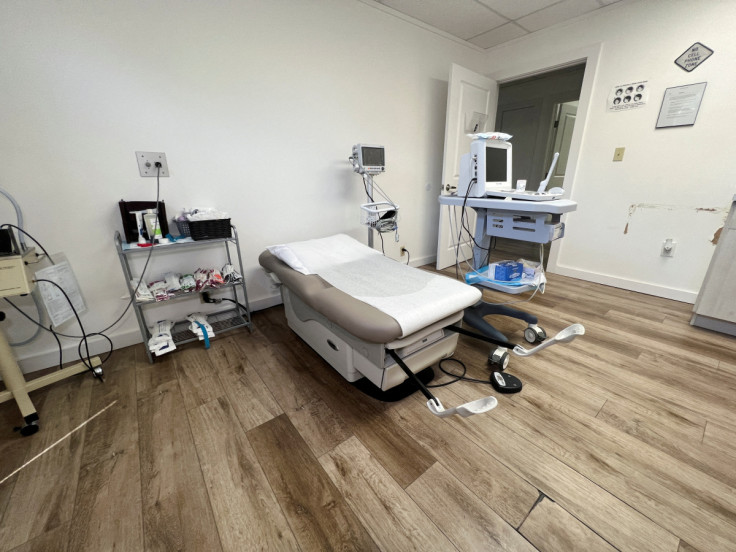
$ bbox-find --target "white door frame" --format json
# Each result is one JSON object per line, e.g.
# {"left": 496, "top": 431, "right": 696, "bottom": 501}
{"left": 488, "top": 43, "right": 603, "bottom": 273}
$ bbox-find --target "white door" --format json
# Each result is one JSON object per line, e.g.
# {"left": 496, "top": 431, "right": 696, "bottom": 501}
{"left": 548, "top": 102, "right": 578, "bottom": 190}
{"left": 436, "top": 64, "right": 498, "bottom": 270}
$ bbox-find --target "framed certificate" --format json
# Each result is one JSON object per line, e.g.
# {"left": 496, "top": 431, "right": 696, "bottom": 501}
{"left": 656, "top": 82, "right": 707, "bottom": 128}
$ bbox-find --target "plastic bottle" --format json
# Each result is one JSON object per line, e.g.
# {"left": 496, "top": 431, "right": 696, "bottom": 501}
{"left": 144, "top": 209, "right": 163, "bottom": 243}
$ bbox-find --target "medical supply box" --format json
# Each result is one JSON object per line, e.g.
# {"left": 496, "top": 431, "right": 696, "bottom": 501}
{"left": 493, "top": 261, "right": 522, "bottom": 281}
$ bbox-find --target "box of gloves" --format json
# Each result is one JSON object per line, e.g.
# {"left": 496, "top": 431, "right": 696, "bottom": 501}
{"left": 492, "top": 261, "right": 522, "bottom": 281}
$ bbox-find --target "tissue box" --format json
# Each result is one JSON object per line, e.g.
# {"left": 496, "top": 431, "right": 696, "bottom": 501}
{"left": 493, "top": 261, "right": 522, "bottom": 281}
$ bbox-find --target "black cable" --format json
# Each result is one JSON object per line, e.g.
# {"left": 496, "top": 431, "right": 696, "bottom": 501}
{"left": 219, "top": 296, "right": 249, "bottom": 315}
{"left": 427, "top": 357, "right": 466, "bottom": 388}
{"left": 454, "top": 181, "right": 474, "bottom": 280}
{"left": 428, "top": 357, "right": 495, "bottom": 388}
{"left": 33, "top": 278, "right": 101, "bottom": 376}
{"left": 453, "top": 178, "right": 493, "bottom": 280}
{"left": 0, "top": 224, "right": 55, "bottom": 263}
{"left": 49, "top": 325, "right": 63, "bottom": 370}
{"left": 77, "top": 332, "right": 113, "bottom": 367}
{"left": 97, "top": 164, "right": 162, "bottom": 334}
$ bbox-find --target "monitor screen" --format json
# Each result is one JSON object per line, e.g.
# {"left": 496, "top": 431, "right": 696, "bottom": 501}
{"left": 485, "top": 146, "right": 508, "bottom": 182}
{"left": 361, "top": 146, "right": 385, "bottom": 168}
{"left": 457, "top": 139, "right": 512, "bottom": 197}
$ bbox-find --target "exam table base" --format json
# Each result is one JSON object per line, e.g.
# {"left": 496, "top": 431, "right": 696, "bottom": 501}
{"left": 282, "top": 288, "right": 459, "bottom": 394}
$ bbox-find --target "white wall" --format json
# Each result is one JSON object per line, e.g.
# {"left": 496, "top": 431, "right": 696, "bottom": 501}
{"left": 483, "top": 0, "right": 736, "bottom": 302}
{"left": 0, "top": 0, "right": 486, "bottom": 371}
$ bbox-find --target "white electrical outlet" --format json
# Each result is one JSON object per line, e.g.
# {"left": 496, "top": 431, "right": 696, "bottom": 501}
{"left": 135, "top": 152, "right": 170, "bottom": 177}
{"left": 661, "top": 238, "right": 676, "bottom": 257}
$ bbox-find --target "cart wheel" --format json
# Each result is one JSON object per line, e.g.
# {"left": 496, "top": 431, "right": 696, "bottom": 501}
{"left": 524, "top": 325, "right": 547, "bottom": 344}
{"left": 488, "top": 347, "right": 509, "bottom": 370}
{"left": 19, "top": 422, "right": 39, "bottom": 437}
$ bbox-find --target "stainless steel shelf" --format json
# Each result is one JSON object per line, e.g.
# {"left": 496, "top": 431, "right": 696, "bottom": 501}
{"left": 114, "top": 226, "right": 252, "bottom": 362}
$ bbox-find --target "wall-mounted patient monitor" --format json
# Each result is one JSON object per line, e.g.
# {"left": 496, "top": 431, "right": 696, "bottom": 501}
{"left": 352, "top": 144, "right": 385, "bottom": 175}
{"left": 458, "top": 139, "right": 512, "bottom": 198}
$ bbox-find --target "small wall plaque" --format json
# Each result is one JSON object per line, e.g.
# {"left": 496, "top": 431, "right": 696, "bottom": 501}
{"left": 607, "top": 80, "right": 649, "bottom": 112}
{"left": 675, "top": 42, "right": 713, "bottom": 72}
{"left": 655, "top": 82, "right": 707, "bottom": 128}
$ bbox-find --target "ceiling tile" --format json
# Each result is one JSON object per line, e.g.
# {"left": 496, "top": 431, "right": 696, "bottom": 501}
{"left": 517, "top": 0, "right": 601, "bottom": 32}
{"left": 379, "top": 0, "right": 507, "bottom": 39}
{"left": 468, "top": 22, "right": 528, "bottom": 49}
{"left": 477, "top": 0, "right": 564, "bottom": 21}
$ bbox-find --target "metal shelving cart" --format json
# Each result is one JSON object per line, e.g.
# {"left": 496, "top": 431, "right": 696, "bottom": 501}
{"left": 114, "top": 225, "right": 252, "bottom": 362}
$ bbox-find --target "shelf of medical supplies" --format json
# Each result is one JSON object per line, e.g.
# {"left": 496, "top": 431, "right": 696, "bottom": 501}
{"left": 114, "top": 226, "right": 252, "bottom": 363}
{"left": 169, "top": 308, "right": 248, "bottom": 346}
{"left": 133, "top": 281, "right": 243, "bottom": 306}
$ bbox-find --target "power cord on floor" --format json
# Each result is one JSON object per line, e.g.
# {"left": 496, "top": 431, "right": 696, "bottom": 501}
{"left": 33, "top": 278, "right": 106, "bottom": 378}
{"left": 427, "top": 357, "right": 495, "bottom": 388}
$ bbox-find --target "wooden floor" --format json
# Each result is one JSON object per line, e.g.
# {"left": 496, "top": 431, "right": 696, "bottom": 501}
{"left": 1, "top": 272, "right": 736, "bottom": 551}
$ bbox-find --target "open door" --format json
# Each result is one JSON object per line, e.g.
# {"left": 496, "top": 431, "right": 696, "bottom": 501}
{"left": 436, "top": 64, "right": 498, "bottom": 270}
{"left": 546, "top": 101, "right": 578, "bottom": 190}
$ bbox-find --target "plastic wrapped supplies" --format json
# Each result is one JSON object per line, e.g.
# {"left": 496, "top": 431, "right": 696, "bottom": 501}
{"left": 221, "top": 263, "right": 242, "bottom": 283}
{"left": 184, "top": 208, "right": 229, "bottom": 221}
{"left": 148, "top": 320, "right": 176, "bottom": 356}
{"left": 133, "top": 267, "right": 238, "bottom": 303}
{"left": 187, "top": 312, "right": 214, "bottom": 342}
{"left": 465, "top": 258, "right": 546, "bottom": 290}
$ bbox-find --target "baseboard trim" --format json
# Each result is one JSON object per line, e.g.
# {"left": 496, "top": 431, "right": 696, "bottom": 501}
{"left": 553, "top": 265, "right": 696, "bottom": 304}
{"left": 15, "top": 327, "right": 143, "bottom": 374}
{"left": 409, "top": 254, "right": 436, "bottom": 268}
{"left": 13, "top": 293, "right": 287, "bottom": 375}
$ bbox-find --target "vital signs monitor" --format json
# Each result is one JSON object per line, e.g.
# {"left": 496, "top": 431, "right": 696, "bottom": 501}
{"left": 352, "top": 144, "right": 385, "bottom": 175}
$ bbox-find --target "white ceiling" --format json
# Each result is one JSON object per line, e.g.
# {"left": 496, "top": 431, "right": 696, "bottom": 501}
{"left": 374, "top": 0, "right": 622, "bottom": 49}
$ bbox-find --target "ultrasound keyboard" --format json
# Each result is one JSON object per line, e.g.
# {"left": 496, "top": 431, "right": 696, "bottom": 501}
{"left": 485, "top": 189, "right": 563, "bottom": 202}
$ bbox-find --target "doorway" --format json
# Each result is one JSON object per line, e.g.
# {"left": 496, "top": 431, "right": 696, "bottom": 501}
{"left": 491, "top": 64, "right": 584, "bottom": 266}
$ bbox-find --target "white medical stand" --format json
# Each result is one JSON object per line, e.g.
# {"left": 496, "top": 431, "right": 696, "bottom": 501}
{"left": 350, "top": 144, "right": 398, "bottom": 249}
{"left": 439, "top": 195, "right": 577, "bottom": 289}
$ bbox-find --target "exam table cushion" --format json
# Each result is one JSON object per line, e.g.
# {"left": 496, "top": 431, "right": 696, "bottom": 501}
{"left": 260, "top": 250, "right": 402, "bottom": 343}
{"left": 260, "top": 234, "right": 481, "bottom": 340}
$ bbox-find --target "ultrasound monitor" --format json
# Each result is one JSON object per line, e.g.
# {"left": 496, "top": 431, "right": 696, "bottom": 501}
{"left": 457, "top": 139, "right": 512, "bottom": 198}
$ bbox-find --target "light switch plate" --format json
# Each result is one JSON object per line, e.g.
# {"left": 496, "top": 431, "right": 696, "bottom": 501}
{"left": 613, "top": 147, "right": 625, "bottom": 162}
{"left": 136, "top": 152, "right": 170, "bottom": 177}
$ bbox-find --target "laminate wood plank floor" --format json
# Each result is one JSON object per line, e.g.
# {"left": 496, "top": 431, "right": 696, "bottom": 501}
{"left": 1, "top": 271, "right": 735, "bottom": 551}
